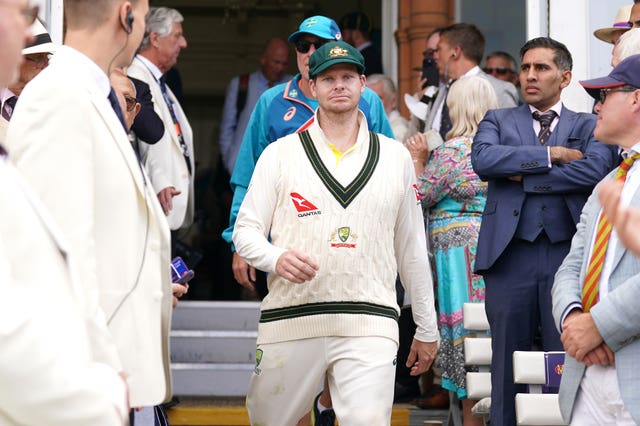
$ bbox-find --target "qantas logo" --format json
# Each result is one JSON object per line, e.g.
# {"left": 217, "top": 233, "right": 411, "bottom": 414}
{"left": 290, "top": 192, "right": 322, "bottom": 217}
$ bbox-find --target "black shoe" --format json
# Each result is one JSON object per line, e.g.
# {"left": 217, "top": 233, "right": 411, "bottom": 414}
{"left": 311, "top": 392, "right": 336, "bottom": 426}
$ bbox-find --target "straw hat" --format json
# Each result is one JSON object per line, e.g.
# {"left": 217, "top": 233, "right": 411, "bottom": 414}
{"left": 594, "top": 5, "right": 632, "bottom": 44}
{"left": 22, "top": 19, "right": 57, "bottom": 55}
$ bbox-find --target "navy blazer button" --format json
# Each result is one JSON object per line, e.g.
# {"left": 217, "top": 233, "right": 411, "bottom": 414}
{"left": 537, "top": 222, "right": 543, "bottom": 228}
{"left": 513, "top": 210, "right": 519, "bottom": 216}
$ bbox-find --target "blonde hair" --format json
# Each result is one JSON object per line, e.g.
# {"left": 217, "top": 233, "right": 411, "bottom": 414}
{"left": 446, "top": 76, "right": 498, "bottom": 139}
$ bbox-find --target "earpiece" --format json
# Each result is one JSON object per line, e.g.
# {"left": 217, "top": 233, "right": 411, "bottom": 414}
{"left": 451, "top": 52, "right": 456, "bottom": 58}
{"left": 121, "top": 9, "right": 134, "bottom": 34}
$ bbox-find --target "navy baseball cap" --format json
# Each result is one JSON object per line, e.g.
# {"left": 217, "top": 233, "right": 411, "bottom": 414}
{"left": 580, "top": 54, "right": 640, "bottom": 100}
{"left": 288, "top": 15, "right": 342, "bottom": 43}
{"left": 309, "top": 41, "right": 365, "bottom": 79}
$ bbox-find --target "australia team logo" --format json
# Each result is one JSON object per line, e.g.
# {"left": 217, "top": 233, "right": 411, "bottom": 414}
{"left": 290, "top": 192, "right": 322, "bottom": 217}
{"left": 329, "top": 226, "right": 358, "bottom": 248}
{"left": 338, "top": 226, "right": 350, "bottom": 242}
{"left": 254, "top": 349, "right": 263, "bottom": 375}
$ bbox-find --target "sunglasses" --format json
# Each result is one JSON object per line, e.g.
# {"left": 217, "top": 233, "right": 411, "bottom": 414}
{"left": 422, "top": 48, "right": 436, "bottom": 59}
{"left": 124, "top": 95, "right": 137, "bottom": 112}
{"left": 295, "top": 39, "right": 328, "bottom": 54}
{"left": 599, "top": 86, "right": 637, "bottom": 104}
{"left": 483, "top": 67, "right": 514, "bottom": 76}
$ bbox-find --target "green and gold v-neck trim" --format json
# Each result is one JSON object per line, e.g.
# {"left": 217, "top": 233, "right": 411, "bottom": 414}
{"left": 299, "top": 130, "right": 380, "bottom": 209}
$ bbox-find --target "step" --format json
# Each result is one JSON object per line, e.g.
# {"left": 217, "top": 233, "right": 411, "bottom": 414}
{"left": 172, "top": 301, "right": 260, "bottom": 331}
{"left": 171, "top": 363, "right": 254, "bottom": 397}
{"left": 166, "top": 400, "right": 448, "bottom": 426}
{"left": 171, "top": 330, "right": 258, "bottom": 363}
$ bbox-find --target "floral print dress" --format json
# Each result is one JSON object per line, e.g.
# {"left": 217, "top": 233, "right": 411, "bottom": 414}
{"left": 417, "top": 135, "right": 486, "bottom": 399}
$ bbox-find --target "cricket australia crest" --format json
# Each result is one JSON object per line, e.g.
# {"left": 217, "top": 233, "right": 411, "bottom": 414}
{"left": 329, "top": 226, "right": 358, "bottom": 248}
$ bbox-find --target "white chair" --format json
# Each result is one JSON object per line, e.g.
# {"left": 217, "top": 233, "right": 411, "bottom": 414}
{"left": 513, "top": 351, "right": 567, "bottom": 425}
{"left": 462, "top": 303, "right": 492, "bottom": 425}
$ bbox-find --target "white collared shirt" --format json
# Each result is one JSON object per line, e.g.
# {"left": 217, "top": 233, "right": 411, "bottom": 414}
{"left": 529, "top": 100, "right": 563, "bottom": 167}
{"left": 136, "top": 54, "right": 163, "bottom": 82}
{"left": 529, "top": 100, "right": 562, "bottom": 134}
{"left": 0, "top": 87, "right": 16, "bottom": 110}
{"left": 595, "top": 143, "right": 640, "bottom": 299}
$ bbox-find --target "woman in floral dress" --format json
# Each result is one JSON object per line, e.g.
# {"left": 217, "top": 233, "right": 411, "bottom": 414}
{"left": 407, "top": 76, "right": 498, "bottom": 426}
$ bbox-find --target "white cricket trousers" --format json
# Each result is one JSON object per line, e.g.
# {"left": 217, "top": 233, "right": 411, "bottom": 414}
{"left": 247, "top": 335, "right": 398, "bottom": 426}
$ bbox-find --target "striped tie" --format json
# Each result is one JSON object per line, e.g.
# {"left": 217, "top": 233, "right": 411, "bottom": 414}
{"left": 582, "top": 153, "right": 640, "bottom": 312}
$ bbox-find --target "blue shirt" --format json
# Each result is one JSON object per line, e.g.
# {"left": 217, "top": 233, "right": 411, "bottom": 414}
{"left": 222, "top": 73, "right": 395, "bottom": 247}
{"left": 219, "top": 69, "right": 292, "bottom": 174}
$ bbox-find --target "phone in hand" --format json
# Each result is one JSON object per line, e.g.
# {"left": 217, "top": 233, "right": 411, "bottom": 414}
{"left": 171, "top": 256, "right": 194, "bottom": 285}
{"left": 421, "top": 58, "right": 440, "bottom": 89}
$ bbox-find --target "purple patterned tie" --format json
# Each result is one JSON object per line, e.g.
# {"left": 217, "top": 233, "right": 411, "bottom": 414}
{"left": 532, "top": 111, "right": 558, "bottom": 145}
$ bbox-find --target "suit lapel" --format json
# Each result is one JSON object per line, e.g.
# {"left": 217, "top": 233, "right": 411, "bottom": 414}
{"left": 549, "top": 106, "right": 576, "bottom": 147}
{"left": 425, "top": 83, "right": 447, "bottom": 130}
{"left": 514, "top": 104, "right": 537, "bottom": 145}
{"left": 610, "top": 176, "right": 640, "bottom": 273}
{"left": 90, "top": 85, "right": 147, "bottom": 197}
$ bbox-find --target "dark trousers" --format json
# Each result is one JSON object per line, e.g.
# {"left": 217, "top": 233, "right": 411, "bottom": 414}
{"left": 482, "top": 234, "right": 567, "bottom": 426}
{"left": 395, "top": 306, "right": 419, "bottom": 395}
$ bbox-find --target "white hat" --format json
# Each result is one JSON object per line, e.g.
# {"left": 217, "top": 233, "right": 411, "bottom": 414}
{"left": 22, "top": 19, "right": 57, "bottom": 55}
{"left": 593, "top": 5, "right": 632, "bottom": 44}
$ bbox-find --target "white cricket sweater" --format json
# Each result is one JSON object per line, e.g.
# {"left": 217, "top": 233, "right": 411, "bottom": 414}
{"left": 233, "top": 112, "right": 438, "bottom": 345}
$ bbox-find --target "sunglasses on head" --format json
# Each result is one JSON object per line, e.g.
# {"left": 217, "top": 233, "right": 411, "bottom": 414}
{"left": 483, "top": 67, "right": 514, "bottom": 76}
{"left": 295, "top": 39, "right": 328, "bottom": 54}
{"left": 124, "top": 95, "right": 137, "bottom": 112}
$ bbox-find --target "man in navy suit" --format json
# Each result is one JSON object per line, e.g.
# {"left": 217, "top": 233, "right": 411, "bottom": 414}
{"left": 471, "top": 37, "right": 618, "bottom": 425}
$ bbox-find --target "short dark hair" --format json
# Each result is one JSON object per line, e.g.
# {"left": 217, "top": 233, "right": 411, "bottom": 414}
{"left": 440, "top": 23, "right": 485, "bottom": 64}
{"left": 486, "top": 51, "right": 517, "bottom": 72}
{"left": 520, "top": 37, "right": 573, "bottom": 71}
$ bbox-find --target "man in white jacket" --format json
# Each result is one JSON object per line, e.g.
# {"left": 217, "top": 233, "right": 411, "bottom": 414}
{"left": 128, "top": 7, "right": 194, "bottom": 231}
{"left": 0, "top": 1, "right": 127, "bottom": 424}
{"left": 6, "top": 0, "right": 174, "bottom": 420}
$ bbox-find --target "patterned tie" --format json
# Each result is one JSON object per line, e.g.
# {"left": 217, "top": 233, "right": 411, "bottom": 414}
{"left": 439, "top": 82, "right": 452, "bottom": 140}
{"left": 159, "top": 76, "right": 192, "bottom": 175}
{"left": 532, "top": 110, "right": 558, "bottom": 145}
{"left": 582, "top": 153, "right": 640, "bottom": 312}
{"left": 2, "top": 96, "right": 17, "bottom": 121}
